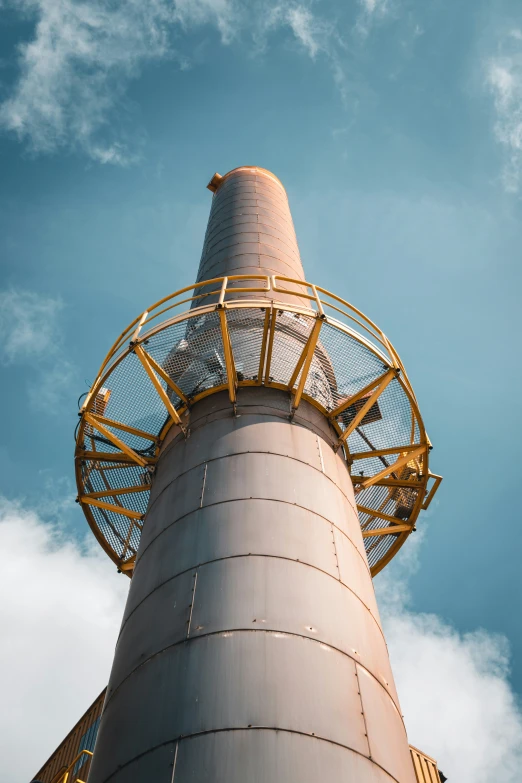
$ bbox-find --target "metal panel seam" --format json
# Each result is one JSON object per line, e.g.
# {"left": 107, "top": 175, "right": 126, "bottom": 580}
{"left": 123, "top": 553, "right": 380, "bottom": 639}
{"left": 139, "top": 498, "right": 370, "bottom": 578}
{"left": 97, "top": 728, "right": 403, "bottom": 783}
{"left": 150, "top": 451, "right": 357, "bottom": 517}
{"left": 106, "top": 628, "right": 401, "bottom": 717}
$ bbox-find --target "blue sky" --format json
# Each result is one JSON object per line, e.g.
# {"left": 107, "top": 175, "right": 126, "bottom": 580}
{"left": 1, "top": 1, "right": 522, "bottom": 780}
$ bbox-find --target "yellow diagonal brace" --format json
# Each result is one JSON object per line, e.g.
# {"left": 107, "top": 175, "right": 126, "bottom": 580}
{"left": 85, "top": 485, "right": 149, "bottom": 499}
{"left": 362, "top": 524, "right": 411, "bottom": 538}
{"left": 292, "top": 318, "right": 323, "bottom": 410}
{"left": 134, "top": 345, "right": 185, "bottom": 431}
{"left": 218, "top": 308, "right": 237, "bottom": 404}
{"left": 357, "top": 446, "right": 426, "bottom": 490}
{"left": 288, "top": 317, "right": 322, "bottom": 391}
{"left": 330, "top": 368, "right": 394, "bottom": 419}
{"left": 257, "top": 308, "right": 271, "bottom": 385}
{"left": 338, "top": 368, "right": 395, "bottom": 444}
{"left": 80, "top": 496, "right": 144, "bottom": 520}
{"left": 137, "top": 347, "right": 188, "bottom": 404}
{"left": 83, "top": 413, "right": 148, "bottom": 467}
{"left": 357, "top": 504, "right": 414, "bottom": 526}
{"left": 87, "top": 412, "right": 158, "bottom": 443}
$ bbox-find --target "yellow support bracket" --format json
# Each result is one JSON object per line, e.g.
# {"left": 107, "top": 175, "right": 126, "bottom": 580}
{"left": 422, "top": 472, "right": 443, "bottom": 510}
{"left": 357, "top": 504, "right": 414, "bottom": 526}
{"left": 338, "top": 368, "right": 395, "bottom": 444}
{"left": 350, "top": 443, "right": 425, "bottom": 460}
{"left": 218, "top": 308, "right": 237, "bottom": 405}
{"left": 362, "top": 523, "right": 412, "bottom": 538}
{"left": 290, "top": 317, "right": 323, "bottom": 411}
{"left": 86, "top": 412, "right": 158, "bottom": 443}
{"left": 85, "top": 485, "right": 149, "bottom": 499}
{"left": 80, "top": 495, "right": 144, "bottom": 521}
{"left": 134, "top": 345, "right": 186, "bottom": 433}
{"left": 329, "top": 368, "right": 394, "bottom": 419}
{"left": 83, "top": 413, "right": 149, "bottom": 467}
{"left": 355, "top": 446, "right": 426, "bottom": 491}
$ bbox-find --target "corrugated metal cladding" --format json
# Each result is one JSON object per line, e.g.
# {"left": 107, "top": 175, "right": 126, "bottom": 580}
{"left": 31, "top": 690, "right": 104, "bottom": 782}
{"left": 87, "top": 168, "right": 418, "bottom": 783}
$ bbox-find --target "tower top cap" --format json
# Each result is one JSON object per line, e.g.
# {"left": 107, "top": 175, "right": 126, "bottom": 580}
{"left": 206, "top": 166, "right": 286, "bottom": 193}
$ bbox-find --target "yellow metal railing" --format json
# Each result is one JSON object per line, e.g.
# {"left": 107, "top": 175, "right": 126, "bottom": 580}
{"left": 49, "top": 749, "right": 93, "bottom": 783}
{"left": 74, "top": 274, "right": 442, "bottom": 577}
{"left": 410, "top": 745, "right": 445, "bottom": 782}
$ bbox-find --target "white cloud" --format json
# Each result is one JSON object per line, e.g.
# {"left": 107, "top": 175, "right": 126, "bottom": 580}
{"left": 3, "top": 492, "right": 521, "bottom": 783}
{"left": 486, "top": 37, "right": 522, "bottom": 192}
{"left": 0, "top": 495, "right": 128, "bottom": 783}
{"left": 0, "top": 287, "right": 78, "bottom": 409}
{"left": 0, "top": 288, "right": 63, "bottom": 364}
{"left": 376, "top": 534, "right": 522, "bottom": 782}
{"left": 0, "top": 0, "right": 347, "bottom": 162}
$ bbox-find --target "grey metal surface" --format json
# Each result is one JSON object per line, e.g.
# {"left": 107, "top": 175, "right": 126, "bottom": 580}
{"left": 88, "top": 170, "right": 416, "bottom": 783}
{"left": 195, "top": 167, "right": 311, "bottom": 309}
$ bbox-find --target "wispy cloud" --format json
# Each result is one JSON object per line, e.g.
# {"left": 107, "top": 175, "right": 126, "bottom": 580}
{"left": 376, "top": 533, "right": 522, "bottom": 782}
{"left": 0, "top": 0, "right": 353, "bottom": 163}
{"left": 0, "top": 288, "right": 63, "bottom": 364}
{"left": 356, "top": 0, "right": 392, "bottom": 37}
{"left": 0, "top": 495, "right": 128, "bottom": 783}
{"left": 0, "top": 288, "right": 77, "bottom": 409}
{"left": 486, "top": 33, "right": 522, "bottom": 192}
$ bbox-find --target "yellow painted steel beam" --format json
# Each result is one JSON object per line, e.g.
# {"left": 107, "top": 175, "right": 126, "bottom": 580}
{"left": 83, "top": 413, "right": 149, "bottom": 467}
{"left": 86, "top": 412, "right": 158, "bottom": 443}
{"left": 77, "top": 451, "right": 156, "bottom": 464}
{"left": 422, "top": 472, "right": 443, "bottom": 510}
{"left": 84, "top": 485, "right": 149, "bottom": 499}
{"left": 134, "top": 345, "right": 186, "bottom": 432}
{"left": 257, "top": 307, "right": 271, "bottom": 384}
{"left": 136, "top": 346, "right": 188, "bottom": 404}
{"left": 338, "top": 368, "right": 395, "bottom": 444}
{"left": 290, "top": 317, "right": 323, "bottom": 411}
{"left": 352, "top": 476, "right": 424, "bottom": 489}
{"left": 356, "top": 446, "right": 426, "bottom": 490}
{"left": 219, "top": 308, "right": 237, "bottom": 404}
{"left": 362, "top": 524, "right": 412, "bottom": 538}
{"left": 329, "top": 368, "right": 394, "bottom": 419}
{"left": 350, "top": 443, "right": 425, "bottom": 460}
{"left": 357, "top": 504, "right": 414, "bottom": 526}
{"left": 264, "top": 307, "right": 277, "bottom": 383}
{"left": 288, "top": 317, "right": 321, "bottom": 390}
{"left": 80, "top": 495, "right": 144, "bottom": 521}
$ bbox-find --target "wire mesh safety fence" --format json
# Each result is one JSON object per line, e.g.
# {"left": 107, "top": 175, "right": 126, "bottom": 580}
{"left": 75, "top": 276, "right": 439, "bottom": 576}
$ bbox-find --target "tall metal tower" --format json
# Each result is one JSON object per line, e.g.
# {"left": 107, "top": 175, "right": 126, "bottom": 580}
{"left": 75, "top": 166, "right": 441, "bottom": 783}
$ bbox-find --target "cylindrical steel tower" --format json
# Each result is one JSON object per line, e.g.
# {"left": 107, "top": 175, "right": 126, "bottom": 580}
{"left": 76, "top": 167, "right": 441, "bottom": 783}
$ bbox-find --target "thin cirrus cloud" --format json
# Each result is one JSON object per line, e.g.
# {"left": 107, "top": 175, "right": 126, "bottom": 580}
{"left": 486, "top": 30, "right": 522, "bottom": 192}
{"left": 0, "top": 0, "right": 341, "bottom": 165}
{"left": 0, "top": 287, "right": 77, "bottom": 409}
